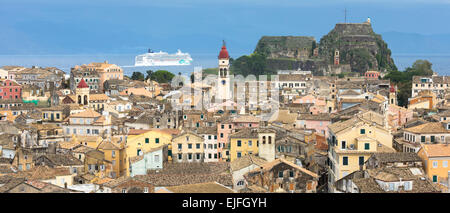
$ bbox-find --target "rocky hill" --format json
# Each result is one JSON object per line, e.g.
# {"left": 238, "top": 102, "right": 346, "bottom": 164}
{"left": 255, "top": 36, "right": 316, "bottom": 60}
{"left": 318, "top": 21, "right": 397, "bottom": 73}
{"left": 232, "top": 20, "right": 397, "bottom": 77}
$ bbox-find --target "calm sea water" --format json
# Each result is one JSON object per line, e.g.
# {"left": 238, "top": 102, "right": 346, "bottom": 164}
{"left": 0, "top": 53, "right": 449, "bottom": 76}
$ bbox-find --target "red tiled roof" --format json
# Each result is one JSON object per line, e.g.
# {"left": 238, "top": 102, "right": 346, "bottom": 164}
{"left": 77, "top": 78, "right": 89, "bottom": 88}
{"left": 218, "top": 45, "right": 229, "bottom": 59}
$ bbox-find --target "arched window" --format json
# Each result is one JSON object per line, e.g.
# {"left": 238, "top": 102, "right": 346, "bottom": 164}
{"left": 83, "top": 95, "right": 88, "bottom": 105}
{"left": 262, "top": 136, "right": 266, "bottom": 144}
{"left": 78, "top": 95, "right": 81, "bottom": 104}
{"left": 268, "top": 136, "right": 272, "bottom": 144}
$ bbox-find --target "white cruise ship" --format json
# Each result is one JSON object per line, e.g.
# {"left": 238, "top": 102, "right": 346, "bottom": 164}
{"left": 135, "top": 49, "right": 193, "bottom": 66}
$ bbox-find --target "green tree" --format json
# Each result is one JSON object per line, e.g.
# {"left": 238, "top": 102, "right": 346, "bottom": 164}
{"left": 131, "top": 72, "right": 145, "bottom": 81}
{"left": 231, "top": 53, "right": 274, "bottom": 78}
{"left": 410, "top": 60, "right": 433, "bottom": 76}
{"left": 383, "top": 59, "right": 434, "bottom": 107}
{"left": 145, "top": 70, "right": 153, "bottom": 80}
{"left": 149, "top": 70, "right": 175, "bottom": 83}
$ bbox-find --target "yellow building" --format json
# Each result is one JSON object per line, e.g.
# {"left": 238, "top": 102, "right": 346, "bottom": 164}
{"left": 327, "top": 111, "right": 395, "bottom": 192}
{"left": 71, "top": 135, "right": 103, "bottom": 149}
{"left": 97, "top": 139, "right": 127, "bottom": 178}
{"left": 418, "top": 144, "right": 450, "bottom": 184}
{"left": 172, "top": 131, "right": 204, "bottom": 163}
{"left": 229, "top": 128, "right": 259, "bottom": 162}
{"left": 41, "top": 106, "right": 70, "bottom": 123}
{"left": 125, "top": 129, "right": 180, "bottom": 176}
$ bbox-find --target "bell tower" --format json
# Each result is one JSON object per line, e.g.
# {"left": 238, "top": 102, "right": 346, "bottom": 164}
{"left": 334, "top": 49, "right": 340, "bottom": 65}
{"left": 389, "top": 83, "right": 397, "bottom": 105}
{"left": 217, "top": 41, "right": 231, "bottom": 101}
{"left": 76, "top": 78, "right": 90, "bottom": 105}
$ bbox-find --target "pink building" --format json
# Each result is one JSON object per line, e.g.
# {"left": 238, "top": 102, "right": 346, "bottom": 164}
{"left": 0, "top": 80, "right": 21, "bottom": 100}
{"left": 365, "top": 70, "right": 380, "bottom": 79}
{"left": 296, "top": 113, "right": 331, "bottom": 137}
{"left": 387, "top": 104, "right": 413, "bottom": 130}
{"left": 231, "top": 115, "right": 260, "bottom": 129}
{"left": 217, "top": 120, "right": 234, "bottom": 161}
{"left": 293, "top": 95, "right": 327, "bottom": 114}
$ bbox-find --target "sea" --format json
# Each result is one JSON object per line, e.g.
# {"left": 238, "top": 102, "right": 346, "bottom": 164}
{"left": 0, "top": 53, "right": 449, "bottom": 77}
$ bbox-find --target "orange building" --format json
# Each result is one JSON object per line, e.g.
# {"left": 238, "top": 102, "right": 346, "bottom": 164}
{"left": 73, "top": 61, "right": 123, "bottom": 92}
{"left": 418, "top": 144, "right": 450, "bottom": 184}
{"left": 409, "top": 91, "right": 436, "bottom": 109}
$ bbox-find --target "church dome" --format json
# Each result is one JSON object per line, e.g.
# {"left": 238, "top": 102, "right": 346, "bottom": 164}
{"left": 218, "top": 45, "right": 229, "bottom": 59}
{"left": 77, "top": 78, "right": 89, "bottom": 89}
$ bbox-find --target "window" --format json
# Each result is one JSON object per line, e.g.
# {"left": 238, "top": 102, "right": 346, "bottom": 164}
{"left": 343, "top": 157, "right": 348, "bottom": 165}
{"left": 112, "top": 160, "right": 116, "bottom": 166}
{"left": 188, "top": 154, "right": 192, "bottom": 160}
{"left": 432, "top": 175, "right": 438, "bottom": 183}
{"left": 237, "top": 181, "right": 245, "bottom": 186}
{"left": 214, "top": 135, "right": 217, "bottom": 140}
{"left": 178, "top": 144, "right": 182, "bottom": 149}
{"left": 433, "top": 161, "right": 438, "bottom": 168}
{"left": 214, "top": 154, "right": 217, "bottom": 159}
{"left": 155, "top": 138, "right": 159, "bottom": 144}
{"left": 341, "top": 141, "right": 346, "bottom": 150}
{"left": 220, "top": 133, "right": 224, "bottom": 138}
{"left": 208, "top": 135, "right": 212, "bottom": 140}
{"left": 178, "top": 154, "right": 182, "bottom": 160}
{"left": 248, "top": 140, "right": 252, "bottom": 147}
{"left": 196, "top": 143, "right": 200, "bottom": 149}
{"left": 421, "top": 136, "right": 425, "bottom": 142}
{"left": 364, "top": 143, "right": 370, "bottom": 150}
{"left": 122, "top": 189, "right": 126, "bottom": 193}
{"left": 237, "top": 152, "right": 241, "bottom": 158}
{"left": 289, "top": 171, "right": 294, "bottom": 177}
{"left": 237, "top": 140, "right": 242, "bottom": 147}
{"left": 137, "top": 149, "right": 142, "bottom": 156}
{"left": 278, "top": 171, "right": 283, "bottom": 178}
{"left": 186, "top": 136, "right": 189, "bottom": 141}
{"left": 404, "top": 181, "right": 411, "bottom": 190}
{"left": 221, "top": 124, "right": 224, "bottom": 129}
{"left": 360, "top": 129, "right": 365, "bottom": 134}
{"left": 359, "top": 156, "right": 364, "bottom": 166}
{"left": 444, "top": 161, "right": 448, "bottom": 168}
{"left": 144, "top": 187, "right": 149, "bottom": 193}
{"left": 145, "top": 138, "right": 149, "bottom": 143}
{"left": 229, "top": 125, "right": 232, "bottom": 129}
{"left": 389, "top": 183, "right": 394, "bottom": 191}
{"left": 431, "top": 136, "right": 435, "bottom": 142}
{"left": 112, "top": 151, "right": 116, "bottom": 158}
{"left": 154, "top": 155, "right": 160, "bottom": 162}
{"left": 196, "top": 153, "right": 200, "bottom": 159}
{"left": 188, "top": 144, "right": 192, "bottom": 149}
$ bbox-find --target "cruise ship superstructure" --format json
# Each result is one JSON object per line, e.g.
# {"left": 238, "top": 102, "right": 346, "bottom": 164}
{"left": 135, "top": 49, "right": 193, "bottom": 66}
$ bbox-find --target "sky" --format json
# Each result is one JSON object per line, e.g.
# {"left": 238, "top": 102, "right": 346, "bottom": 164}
{"left": 1, "top": 0, "right": 450, "bottom": 55}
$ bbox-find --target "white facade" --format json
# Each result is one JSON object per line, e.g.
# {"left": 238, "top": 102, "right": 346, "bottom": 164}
{"left": 202, "top": 133, "right": 219, "bottom": 162}
{"left": 217, "top": 57, "right": 232, "bottom": 101}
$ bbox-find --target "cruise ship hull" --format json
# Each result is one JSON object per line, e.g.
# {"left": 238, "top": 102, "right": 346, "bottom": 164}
{"left": 135, "top": 50, "right": 193, "bottom": 66}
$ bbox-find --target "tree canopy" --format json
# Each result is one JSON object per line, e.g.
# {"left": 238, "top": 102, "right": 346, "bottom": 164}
{"left": 146, "top": 70, "right": 175, "bottom": 83}
{"left": 131, "top": 72, "right": 145, "bottom": 81}
{"left": 230, "top": 53, "right": 276, "bottom": 78}
{"left": 383, "top": 59, "right": 434, "bottom": 107}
